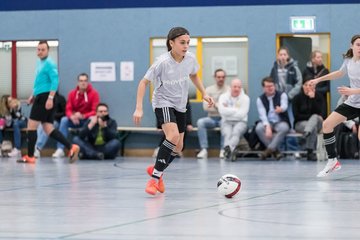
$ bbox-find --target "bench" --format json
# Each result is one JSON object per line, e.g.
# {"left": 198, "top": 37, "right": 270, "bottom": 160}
{"left": 117, "top": 126, "right": 221, "bottom": 156}
{"left": 115, "top": 127, "right": 315, "bottom": 159}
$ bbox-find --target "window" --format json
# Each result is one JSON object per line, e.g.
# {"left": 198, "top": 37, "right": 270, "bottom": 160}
{"left": 0, "top": 40, "right": 59, "bottom": 99}
{"left": 150, "top": 37, "right": 248, "bottom": 101}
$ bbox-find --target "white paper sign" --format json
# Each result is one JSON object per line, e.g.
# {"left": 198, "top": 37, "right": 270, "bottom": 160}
{"left": 211, "top": 56, "right": 238, "bottom": 75}
{"left": 120, "top": 61, "right": 134, "bottom": 81}
{"left": 91, "top": 62, "right": 116, "bottom": 81}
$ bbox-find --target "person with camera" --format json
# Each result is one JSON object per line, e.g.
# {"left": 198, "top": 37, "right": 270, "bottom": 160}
{"left": 72, "top": 103, "right": 120, "bottom": 160}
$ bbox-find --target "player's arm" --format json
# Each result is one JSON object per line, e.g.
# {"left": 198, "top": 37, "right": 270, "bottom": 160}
{"left": 133, "top": 78, "right": 150, "bottom": 126}
{"left": 190, "top": 74, "right": 214, "bottom": 107}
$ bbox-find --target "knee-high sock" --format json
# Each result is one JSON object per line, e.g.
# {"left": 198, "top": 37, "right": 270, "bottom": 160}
{"left": 49, "top": 129, "right": 71, "bottom": 150}
{"left": 27, "top": 130, "right": 37, "bottom": 157}
{"left": 153, "top": 139, "right": 175, "bottom": 178}
{"left": 163, "top": 152, "right": 179, "bottom": 170}
{"left": 323, "top": 132, "right": 337, "bottom": 159}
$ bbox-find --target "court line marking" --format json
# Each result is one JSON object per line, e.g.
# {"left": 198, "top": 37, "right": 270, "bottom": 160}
{"left": 58, "top": 189, "right": 289, "bottom": 239}
{"left": 218, "top": 199, "right": 360, "bottom": 229}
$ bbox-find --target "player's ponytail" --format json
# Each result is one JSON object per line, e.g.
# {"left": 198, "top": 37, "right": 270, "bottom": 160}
{"left": 343, "top": 35, "right": 360, "bottom": 59}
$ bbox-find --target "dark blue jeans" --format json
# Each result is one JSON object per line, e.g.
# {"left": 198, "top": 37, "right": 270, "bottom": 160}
{"left": 72, "top": 136, "right": 121, "bottom": 159}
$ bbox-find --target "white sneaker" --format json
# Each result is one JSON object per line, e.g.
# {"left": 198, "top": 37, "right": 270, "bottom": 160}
{"left": 219, "top": 149, "right": 225, "bottom": 158}
{"left": 52, "top": 148, "right": 65, "bottom": 158}
{"left": 294, "top": 152, "right": 301, "bottom": 159}
{"left": 197, "top": 149, "right": 208, "bottom": 158}
{"left": 317, "top": 158, "right": 341, "bottom": 177}
{"left": 8, "top": 148, "right": 21, "bottom": 158}
{"left": 152, "top": 147, "right": 159, "bottom": 158}
{"left": 34, "top": 148, "right": 41, "bottom": 158}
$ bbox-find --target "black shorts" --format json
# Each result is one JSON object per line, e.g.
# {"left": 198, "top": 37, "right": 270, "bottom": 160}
{"left": 155, "top": 107, "right": 186, "bottom": 133}
{"left": 334, "top": 103, "right": 360, "bottom": 120}
{"left": 30, "top": 92, "right": 56, "bottom": 123}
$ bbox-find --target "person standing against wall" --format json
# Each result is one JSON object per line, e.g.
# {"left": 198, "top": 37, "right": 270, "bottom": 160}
{"left": 303, "top": 50, "right": 330, "bottom": 117}
{"left": 310, "top": 35, "right": 360, "bottom": 177}
{"left": 133, "top": 27, "right": 214, "bottom": 195}
{"left": 270, "top": 46, "right": 303, "bottom": 128}
{"left": 17, "top": 41, "right": 79, "bottom": 163}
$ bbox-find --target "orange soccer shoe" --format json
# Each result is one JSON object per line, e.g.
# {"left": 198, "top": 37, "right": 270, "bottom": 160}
{"left": 146, "top": 165, "right": 165, "bottom": 193}
{"left": 68, "top": 144, "right": 80, "bottom": 163}
{"left": 17, "top": 155, "right": 36, "bottom": 164}
{"left": 145, "top": 179, "right": 159, "bottom": 195}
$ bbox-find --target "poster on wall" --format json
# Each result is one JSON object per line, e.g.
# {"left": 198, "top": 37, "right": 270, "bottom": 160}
{"left": 91, "top": 62, "right": 116, "bottom": 81}
{"left": 120, "top": 61, "right": 134, "bottom": 81}
{"left": 211, "top": 56, "right": 238, "bottom": 75}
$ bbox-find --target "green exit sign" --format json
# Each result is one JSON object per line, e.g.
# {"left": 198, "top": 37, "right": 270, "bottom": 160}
{"left": 290, "top": 16, "right": 316, "bottom": 33}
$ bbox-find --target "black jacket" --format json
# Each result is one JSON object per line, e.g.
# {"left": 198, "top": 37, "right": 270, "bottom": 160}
{"left": 292, "top": 90, "right": 325, "bottom": 125}
{"left": 78, "top": 117, "right": 118, "bottom": 145}
{"left": 302, "top": 62, "right": 330, "bottom": 95}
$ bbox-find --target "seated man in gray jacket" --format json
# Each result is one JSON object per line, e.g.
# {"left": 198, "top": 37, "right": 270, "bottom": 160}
{"left": 73, "top": 103, "right": 120, "bottom": 160}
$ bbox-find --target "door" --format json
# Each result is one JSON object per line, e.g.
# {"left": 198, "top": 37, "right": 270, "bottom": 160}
{"left": 279, "top": 36, "right": 312, "bottom": 73}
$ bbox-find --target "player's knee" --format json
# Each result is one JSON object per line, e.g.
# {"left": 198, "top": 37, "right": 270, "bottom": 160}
{"left": 167, "top": 132, "right": 180, "bottom": 144}
{"left": 322, "top": 119, "right": 333, "bottom": 133}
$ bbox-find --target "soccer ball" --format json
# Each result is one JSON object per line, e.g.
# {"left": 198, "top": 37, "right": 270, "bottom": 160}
{"left": 217, "top": 174, "right": 241, "bottom": 198}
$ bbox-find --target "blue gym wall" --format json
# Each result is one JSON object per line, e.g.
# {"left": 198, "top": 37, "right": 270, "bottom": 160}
{"left": 0, "top": 3, "right": 358, "bottom": 148}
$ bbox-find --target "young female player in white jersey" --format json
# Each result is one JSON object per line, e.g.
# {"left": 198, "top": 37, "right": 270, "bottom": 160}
{"left": 133, "top": 27, "right": 214, "bottom": 195}
{"left": 310, "top": 34, "right": 360, "bottom": 177}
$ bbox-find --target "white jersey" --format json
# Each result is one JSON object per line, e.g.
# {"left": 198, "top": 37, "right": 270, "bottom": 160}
{"left": 340, "top": 58, "right": 360, "bottom": 108}
{"left": 144, "top": 51, "right": 199, "bottom": 112}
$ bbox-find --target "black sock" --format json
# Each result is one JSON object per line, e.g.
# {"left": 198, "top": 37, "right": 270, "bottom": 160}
{"left": 153, "top": 139, "right": 176, "bottom": 178}
{"left": 164, "top": 152, "right": 178, "bottom": 170}
{"left": 27, "top": 130, "right": 37, "bottom": 157}
{"left": 49, "top": 129, "right": 72, "bottom": 150}
{"left": 323, "top": 132, "right": 337, "bottom": 159}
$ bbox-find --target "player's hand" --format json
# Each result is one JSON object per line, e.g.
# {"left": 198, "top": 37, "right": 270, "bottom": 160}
{"left": 187, "top": 124, "right": 193, "bottom": 132}
{"left": 308, "top": 79, "right": 319, "bottom": 87}
{"left": 45, "top": 98, "right": 53, "bottom": 110}
{"left": 133, "top": 109, "right": 143, "bottom": 126}
{"left": 27, "top": 95, "right": 34, "bottom": 105}
{"left": 203, "top": 95, "right": 214, "bottom": 108}
{"left": 337, "top": 86, "right": 354, "bottom": 96}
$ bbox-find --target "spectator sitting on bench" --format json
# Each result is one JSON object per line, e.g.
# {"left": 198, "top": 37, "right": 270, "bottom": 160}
{"left": 52, "top": 73, "right": 100, "bottom": 158}
{"left": 0, "top": 95, "right": 11, "bottom": 156}
{"left": 34, "top": 91, "right": 66, "bottom": 158}
{"left": 218, "top": 78, "right": 250, "bottom": 160}
{"left": 196, "top": 69, "right": 229, "bottom": 159}
{"left": 4, "top": 97, "right": 27, "bottom": 158}
{"left": 255, "top": 76, "right": 290, "bottom": 160}
{"left": 73, "top": 103, "right": 121, "bottom": 160}
{"left": 292, "top": 78, "right": 325, "bottom": 161}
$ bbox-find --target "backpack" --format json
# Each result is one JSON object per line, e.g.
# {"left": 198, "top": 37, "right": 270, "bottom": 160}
{"left": 337, "top": 132, "right": 359, "bottom": 159}
{"left": 244, "top": 122, "right": 265, "bottom": 150}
